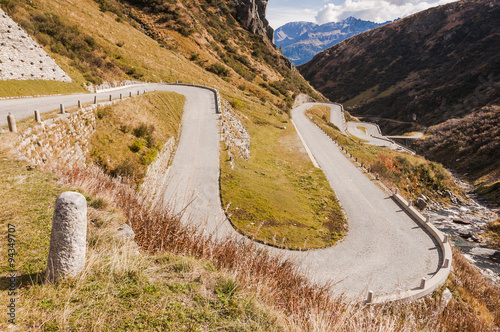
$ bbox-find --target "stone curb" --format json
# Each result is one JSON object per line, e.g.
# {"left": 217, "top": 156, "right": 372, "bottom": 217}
{"left": 369, "top": 192, "right": 453, "bottom": 304}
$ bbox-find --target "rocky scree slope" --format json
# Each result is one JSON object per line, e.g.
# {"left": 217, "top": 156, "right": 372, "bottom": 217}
{"left": 274, "top": 17, "right": 389, "bottom": 65}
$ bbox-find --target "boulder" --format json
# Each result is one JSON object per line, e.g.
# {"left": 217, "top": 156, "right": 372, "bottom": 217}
{"left": 453, "top": 218, "right": 471, "bottom": 225}
{"left": 415, "top": 197, "right": 427, "bottom": 210}
{"left": 470, "top": 247, "right": 497, "bottom": 259}
{"left": 458, "top": 229, "right": 472, "bottom": 239}
{"left": 117, "top": 223, "right": 135, "bottom": 242}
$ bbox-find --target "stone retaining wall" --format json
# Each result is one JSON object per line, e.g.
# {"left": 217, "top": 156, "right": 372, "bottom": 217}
{"left": 15, "top": 100, "right": 125, "bottom": 168}
{"left": 15, "top": 105, "right": 98, "bottom": 168}
{"left": 0, "top": 8, "right": 71, "bottom": 82}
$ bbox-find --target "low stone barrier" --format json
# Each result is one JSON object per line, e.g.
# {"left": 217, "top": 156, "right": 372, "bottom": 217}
{"left": 367, "top": 190, "right": 453, "bottom": 304}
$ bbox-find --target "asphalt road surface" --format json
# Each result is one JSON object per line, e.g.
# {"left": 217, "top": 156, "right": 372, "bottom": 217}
{"left": 0, "top": 86, "right": 442, "bottom": 300}
{"left": 347, "top": 121, "right": 406, "bottom": 151}
{"left": 1, "top": 83, "right": 167, "bottom": 126}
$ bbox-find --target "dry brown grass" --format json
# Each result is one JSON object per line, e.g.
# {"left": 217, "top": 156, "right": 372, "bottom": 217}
{"left": 44, "top": 161, "right": 500, "bottom": 331}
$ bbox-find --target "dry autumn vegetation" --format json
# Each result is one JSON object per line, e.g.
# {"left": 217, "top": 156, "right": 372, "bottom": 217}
{"left": 90, "top": 91, "right": 185, "bottom": 184}
{"left": 1, "top": 0, "right": 500, "bottom": 330}
{"left": 2, "top": 121, "right": 500, "bottom": 330}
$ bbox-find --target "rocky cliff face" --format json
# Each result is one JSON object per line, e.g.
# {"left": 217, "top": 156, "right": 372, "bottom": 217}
{"left": 234, "top": 0, "right": 274, "bottom": 43}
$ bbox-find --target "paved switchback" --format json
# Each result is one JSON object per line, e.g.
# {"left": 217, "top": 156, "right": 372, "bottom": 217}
{"left": 1, "top": 86, "right": 442, "bottom": 300}
{"left": 289, "top": 103, "right": 441, "bottom": 297}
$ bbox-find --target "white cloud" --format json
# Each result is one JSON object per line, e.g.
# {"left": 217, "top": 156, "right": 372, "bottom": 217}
{"left": 267, "top": 7, "right": 318, "bottom": 29}
{"left": 315, "top": 0, "right": 458, "bottom": 24}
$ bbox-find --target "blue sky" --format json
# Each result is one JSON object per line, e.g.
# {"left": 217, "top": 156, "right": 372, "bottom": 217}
{"left": 266, "top": 0, "right": 459, "bottom": 29}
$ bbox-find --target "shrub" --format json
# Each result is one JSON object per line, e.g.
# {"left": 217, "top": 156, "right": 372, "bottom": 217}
{"left": 206, "top": 63, "right": 230, "bottom": 77}
{"left": 133, "top": 123, "right": 155, "bottom": 138}
{"left": 230, "top": 98, "right": 245, "bottom": 110}
{"left": 129, "top": 139, "right": 145, "bottom": 153}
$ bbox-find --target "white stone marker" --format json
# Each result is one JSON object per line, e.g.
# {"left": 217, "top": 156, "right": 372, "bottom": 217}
{"left": 46, "top": 191, "right": 87, "bottom": 282}
{"left": 34, "top": 110, "right": 41, "bottom": 123}
{"left": 7, "top": 113, "right": 17, "bottom": 132}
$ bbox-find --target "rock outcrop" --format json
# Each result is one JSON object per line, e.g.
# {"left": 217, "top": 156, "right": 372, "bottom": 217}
{"left": 234, "top": 0, "right": 274, "bottom": 43}
{"left": 0, "top": 8, "right": 71, "bottom": 82}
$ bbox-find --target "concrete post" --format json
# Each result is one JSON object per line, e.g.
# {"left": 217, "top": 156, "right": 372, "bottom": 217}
{"left": 109, "top": 95, "right": 112, "bottom": 101}
{"left": 7, "top": 113, "right": 17, "bottom": 133}
{"left": 408, "top": 200, "right": 413, "bottom": 207}
{"left": 46, "top": 192, "right": 87, "bottom": 282}
{"left": 78, "top": 100, "right": 82, "bottom": 108}
{"left": 443, "top": 234, "right": 448, "bottom": 243}
{"left": 395, "top": 188, "right": 399, "bottom": 195}
{"left": 420, "top": 277, "right": 426, "bottom": 289}
{"left": 94, "top": 96, "right": 97, "bottom": 104}
{"left": 60, "top": 104, "right": 65, "bottom": 114}
{"left": 176, "top": 80, "right": 179, "bottom": 84}
{"left": 366, "top": 290, "right": 373, "bottom": 304}
{"left": 34, "top": 110, "right": 41, "bottom": 123}
{"left": 443, "top": 258, "right": 450, "bottom": 268}
{"left": 426, "top": 215, "right": 430, "bottom": 223}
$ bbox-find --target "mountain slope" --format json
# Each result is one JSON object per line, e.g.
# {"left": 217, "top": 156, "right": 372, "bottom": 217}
{"left": 275, "top": 17, "right": 388, "bottom": 65}
{"left": 299, "top": 0, "right": 499, "bottom": 126}
{"left": 299, "top": 0, "right": 500, "bottom": 205}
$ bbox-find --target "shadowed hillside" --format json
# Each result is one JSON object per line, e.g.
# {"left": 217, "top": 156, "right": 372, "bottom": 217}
{"left": 299, "top": 0, "right": 499, "bottom": 126}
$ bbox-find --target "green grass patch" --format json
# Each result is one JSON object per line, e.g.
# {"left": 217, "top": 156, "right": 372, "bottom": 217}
{"left": 356, "top": 126, "right": 367, "bottom": 134}
{"left": 220, "top": 120, "right": 346, "bottom": 250}
{"left": 0, "top": 152, "right": 72, "bottom": 276}
{"left": 0, "top": 80, "right": 86, "bottom": 97}
{"left": 306, "top": 106, "right": 464, "bottom": 203}
{"left": 89, "top": 91, "right": 184, "bottom": 184}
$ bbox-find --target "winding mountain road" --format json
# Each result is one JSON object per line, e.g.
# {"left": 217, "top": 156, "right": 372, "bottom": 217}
{"left": 2, "top": 85, "right": 443, "bottom": 300}
{"left": 347, "top": 121, "right": 409, "bottom": 152}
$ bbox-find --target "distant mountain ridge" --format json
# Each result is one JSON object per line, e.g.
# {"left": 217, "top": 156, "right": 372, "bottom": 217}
{"left": 274, "top": 17, "right": 389, "bottom": 65}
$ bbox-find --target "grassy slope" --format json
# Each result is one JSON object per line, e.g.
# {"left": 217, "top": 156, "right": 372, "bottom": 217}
{"left": 221, "top": 121, "right": 345, "bottom": 249}
{"left": 90, "top": 91, "right": 185, "bottom": 183}
{"left": 1, "top": 0, "right": 343, "bottom": 246}
{"left": 0, "top": 150, "right": 281, "bottom": 330}
{"left": 0, "top": 80, "right": 86, "bottom": 98}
